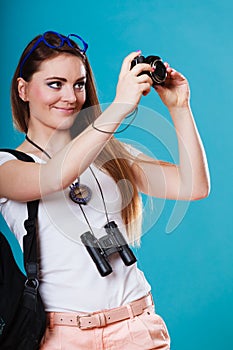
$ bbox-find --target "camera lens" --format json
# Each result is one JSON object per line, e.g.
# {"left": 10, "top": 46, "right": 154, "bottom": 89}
{"left": 145, "top": 56, "right": 167, "bottom": 85}
{"left": 151, "top": 60, "right": 167, "bottom": 84}
{"left": 131, "top": 55, "right": 167, "bottom": 85}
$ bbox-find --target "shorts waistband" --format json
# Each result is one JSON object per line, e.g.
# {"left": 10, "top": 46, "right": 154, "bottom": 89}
{"left": 47, "top": 292, "right": 154, "bottom": 330}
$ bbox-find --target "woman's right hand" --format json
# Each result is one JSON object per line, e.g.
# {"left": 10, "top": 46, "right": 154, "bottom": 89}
{"left": 113, "top": 51, "right": 154, "bottom": 114}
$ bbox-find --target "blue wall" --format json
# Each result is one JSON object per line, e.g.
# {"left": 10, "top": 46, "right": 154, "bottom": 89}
{"left": 0, "top": 1, "right": 232, "bottom": 349}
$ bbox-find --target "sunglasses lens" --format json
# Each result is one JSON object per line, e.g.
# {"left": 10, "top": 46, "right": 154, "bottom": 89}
{"left": 42, "top": 32, "right": 64, "bottom": 48}
{"left": 68, "top": 34, "right": 87, "bottom": 52}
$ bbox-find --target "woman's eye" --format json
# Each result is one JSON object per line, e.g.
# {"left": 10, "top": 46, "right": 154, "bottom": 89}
{"left": 47, "top": 81, "right": 62, "bottom": 89}
{"left": 74, "top": 81, "right": 86, "bottom": 91}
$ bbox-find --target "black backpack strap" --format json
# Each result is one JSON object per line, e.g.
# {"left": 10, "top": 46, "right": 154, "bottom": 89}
{"left": 0, "top": 149, "right": 35, "bottom": 163}
{"left": 23, "top": 201, "right": 39, "bottom": 281}
{"left": 0, "top": 149, "right": 40, "bottom": 281}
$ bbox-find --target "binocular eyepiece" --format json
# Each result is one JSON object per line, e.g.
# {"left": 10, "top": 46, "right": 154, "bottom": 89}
{"left": 80, "top": 221, "right": 137, "bottom": 277}
{"left": 131, "top": 55, "right": 167, "bottom": 85}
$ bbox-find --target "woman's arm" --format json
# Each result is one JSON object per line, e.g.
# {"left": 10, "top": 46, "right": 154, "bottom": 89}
{"left": 0, "top": 52, "right": 154, "bottom": 202}
{"left": 131, "top": 65, "right": 210, "bottom": 200}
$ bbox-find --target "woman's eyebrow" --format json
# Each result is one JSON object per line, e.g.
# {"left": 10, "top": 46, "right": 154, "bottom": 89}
{"left": 45, "top": 76, "right": 86, "bottom": 82}
{"left": 45, "top": 76, "right": 67, "bottom": 82}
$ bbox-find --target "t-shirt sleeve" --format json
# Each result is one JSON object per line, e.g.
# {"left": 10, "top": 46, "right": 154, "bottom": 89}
{"left": 0, "top": 152, "right": 16, "bottom": 165}
{"left": 0, "top": 152, "right": 16, "bottom": 204}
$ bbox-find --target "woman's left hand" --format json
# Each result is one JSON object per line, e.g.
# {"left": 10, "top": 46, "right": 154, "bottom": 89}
{"left": 154, "top": 63, "right": 190, "bottom": 109}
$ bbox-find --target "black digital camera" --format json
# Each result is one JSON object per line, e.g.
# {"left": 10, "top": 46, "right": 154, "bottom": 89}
{"left": 131, "top": 55, "right": 167, "bottom": 85}
{"left": 80, "top": 221, "right": 137, "bottom": 277}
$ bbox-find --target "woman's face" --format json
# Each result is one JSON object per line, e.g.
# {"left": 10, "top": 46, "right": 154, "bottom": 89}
{"left": 18, "top": 54, "right": 87, "bottom": 132}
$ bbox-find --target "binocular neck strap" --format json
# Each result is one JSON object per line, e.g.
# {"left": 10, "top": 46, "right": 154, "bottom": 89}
{"left": 78, "top": 166, "right": 110, "bottom": 237}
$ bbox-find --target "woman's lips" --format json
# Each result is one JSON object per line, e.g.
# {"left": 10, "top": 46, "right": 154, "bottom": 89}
{"left": 53, "top": 107, "right": 76, "bottom": 115}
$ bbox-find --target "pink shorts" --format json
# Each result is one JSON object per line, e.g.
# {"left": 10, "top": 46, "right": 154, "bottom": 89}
{"left": 40, "top": 304, "right": 170, "bottom": 350}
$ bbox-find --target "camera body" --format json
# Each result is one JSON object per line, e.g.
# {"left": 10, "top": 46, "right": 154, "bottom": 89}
{"left": 80, "top": 221, "right": 137, "bottom": 277}
{"left": 131, "top": 55, "right": 167, "bottom": 85}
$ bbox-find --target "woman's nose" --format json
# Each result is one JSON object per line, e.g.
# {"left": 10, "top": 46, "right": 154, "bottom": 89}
{"left": 62, "top": 86, "right": 77, "bottom": 103}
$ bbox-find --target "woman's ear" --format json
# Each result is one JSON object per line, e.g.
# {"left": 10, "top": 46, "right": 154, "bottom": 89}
{"left": 17, "top": 78, "right": 29, "bottom": 102}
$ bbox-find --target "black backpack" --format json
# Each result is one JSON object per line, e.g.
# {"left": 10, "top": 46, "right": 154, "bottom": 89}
{"left": 0, "top": 149, "right": 46, "bottom": 349}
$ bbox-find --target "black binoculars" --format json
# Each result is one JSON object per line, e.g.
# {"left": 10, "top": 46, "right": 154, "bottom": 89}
{"left": 80, "top": 221, "right": 137, "bottom": 277}
{"left": 131, "top": 55, "right": 167, "bottom": 85}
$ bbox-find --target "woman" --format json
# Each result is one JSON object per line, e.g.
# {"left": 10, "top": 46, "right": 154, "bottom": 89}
{"left": 0, "top": 31, "right": 210, "bottom": 349}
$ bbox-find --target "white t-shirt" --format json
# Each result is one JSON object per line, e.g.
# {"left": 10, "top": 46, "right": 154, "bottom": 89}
{"left": 0, "top": 151, "right": 151, "bottom": 313}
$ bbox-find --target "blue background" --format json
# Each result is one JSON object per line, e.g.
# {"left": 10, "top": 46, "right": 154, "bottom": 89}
{"left": 0, "top": 1, "right": 232, "bottom": 349}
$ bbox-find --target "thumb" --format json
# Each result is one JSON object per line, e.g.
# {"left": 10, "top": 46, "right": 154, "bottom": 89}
{"left": 119, "top": 51, "right": 142, "bottom": 78}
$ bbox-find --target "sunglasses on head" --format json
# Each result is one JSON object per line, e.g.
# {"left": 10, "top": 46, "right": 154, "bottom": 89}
{"left": 19, "top": 31, "right": 88, "bottom": 77}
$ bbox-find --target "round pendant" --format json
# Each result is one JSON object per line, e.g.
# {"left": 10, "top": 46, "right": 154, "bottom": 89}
{"left": 69, "top": 181, "right": 92, "bottom": 205}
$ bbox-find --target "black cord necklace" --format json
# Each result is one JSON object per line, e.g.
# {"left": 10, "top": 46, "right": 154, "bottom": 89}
{"left": 25, "top": 134, "right": 92, "bottom": 205}
{"left": 25, "top": 135, "right": 52, "bottom": 160}
{"left": 25, "top": 134, "right": 113, "bottom": 244}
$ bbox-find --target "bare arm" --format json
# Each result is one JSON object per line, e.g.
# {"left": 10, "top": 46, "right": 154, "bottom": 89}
{"left": 0, "top": 104, "right": 129, "bottom": 201}
{"left": 131, "top": 66, "right": 210, "bottom": 200}
{"left": 0, "top": 52, "right": 154, "bottom": 202}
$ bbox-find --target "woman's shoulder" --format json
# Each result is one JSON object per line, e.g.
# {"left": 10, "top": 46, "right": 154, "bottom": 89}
{"left": 0, "top": 150, "right": 45, "bottom": 165}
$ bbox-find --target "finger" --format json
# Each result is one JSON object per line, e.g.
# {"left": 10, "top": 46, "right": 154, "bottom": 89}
{"left": 119, "top": 51, "right": 142, "bottom": 78}
{"left": 166, "top": 67, "right": 173, "bottom": 74}
{"left": 143, "top": 87, "right": 151, "bottom": 96}
{"left": 131, "top": 63, "right": 154, "bottom": 77}
{"left": 169, "top": 69, "right": 186, "bottom": 81}
{"left": 139, "top": 82, "right": 152, "bottom": 95}
{"left": 137, "top": 73, "right": 153, "bottom": 86}
{"left": 165, "top": 65, "right": 186, "bottom": 80}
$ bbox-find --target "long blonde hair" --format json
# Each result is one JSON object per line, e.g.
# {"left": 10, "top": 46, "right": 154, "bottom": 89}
{"left": 11, "top": 32, "right": 142, "bottom": 245}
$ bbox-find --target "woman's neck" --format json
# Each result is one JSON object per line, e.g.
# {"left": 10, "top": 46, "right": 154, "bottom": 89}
{"left": 18, "top": 126, "right": 72, "bottom": 159}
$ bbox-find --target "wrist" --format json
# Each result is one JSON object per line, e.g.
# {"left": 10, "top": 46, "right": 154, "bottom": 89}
{"left": 111, "top": 100, "right": 136, "bottom": 118}
{"left": 167, "top": 102, "right": 191, "bottom": 114}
